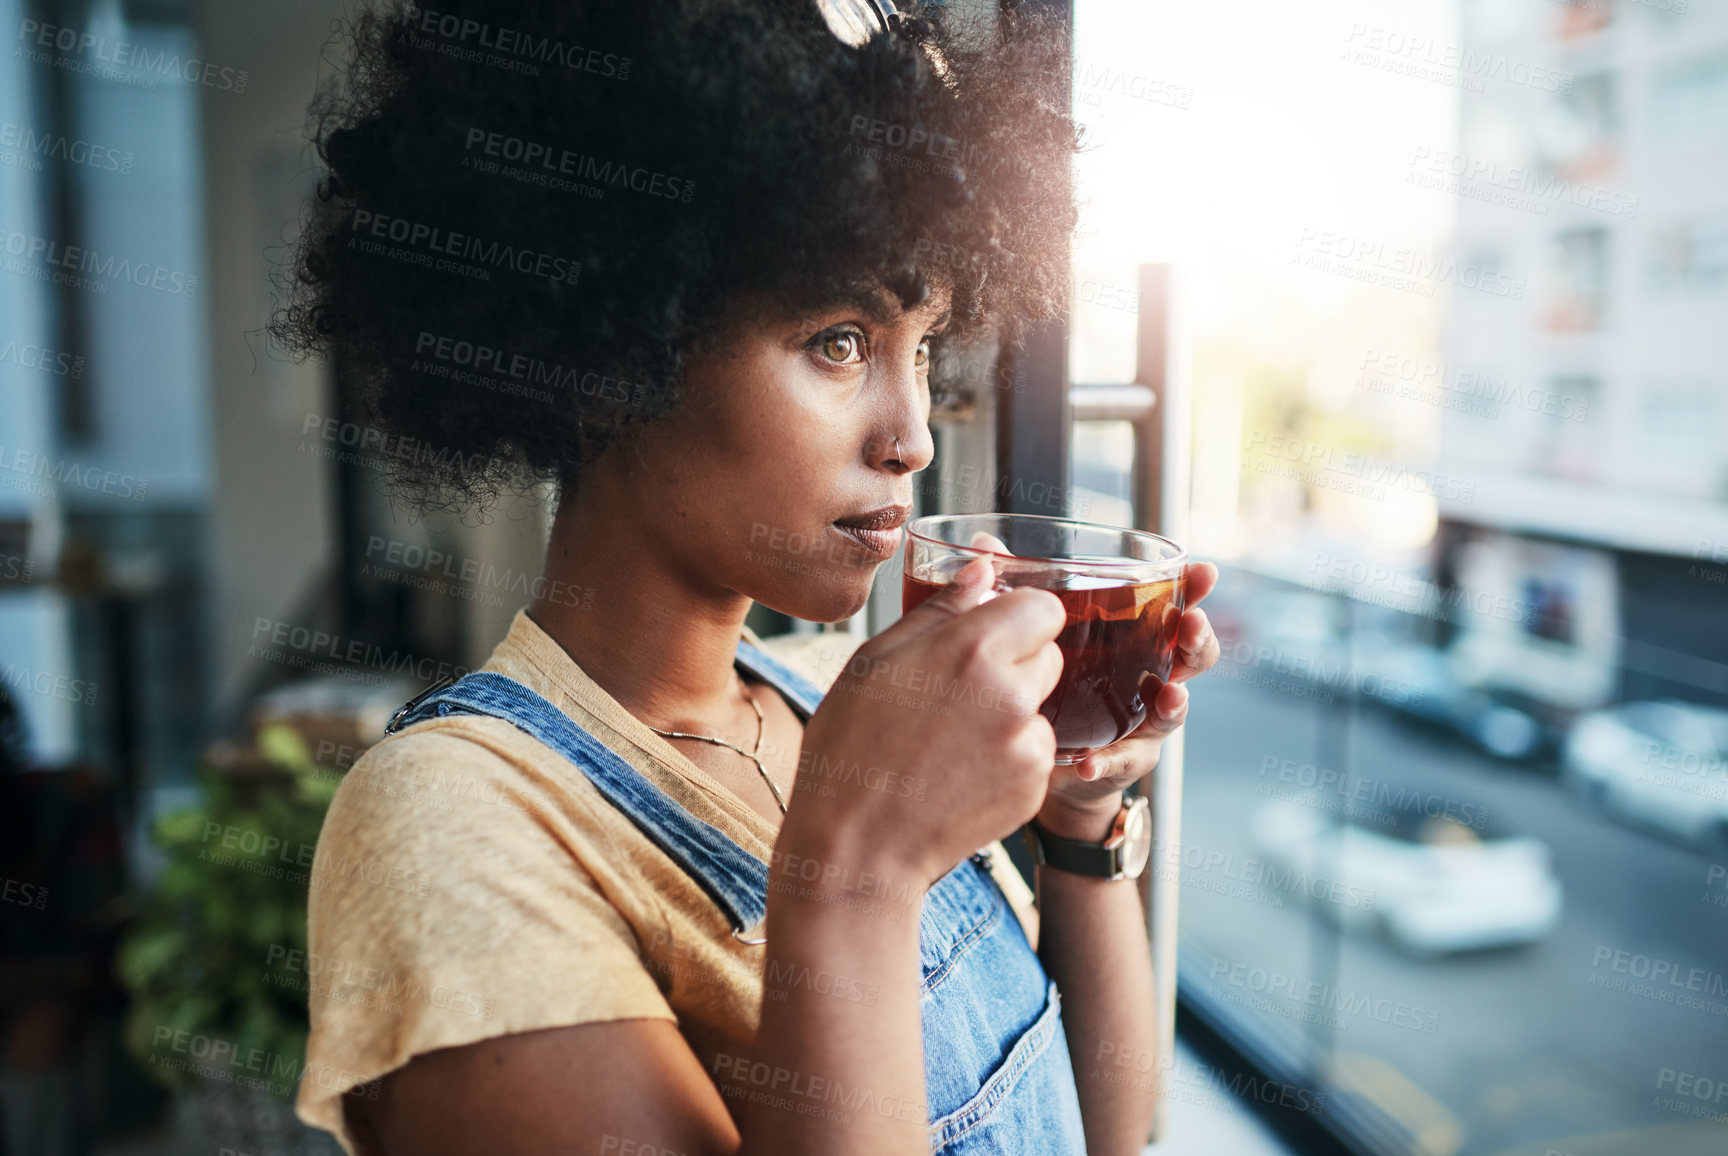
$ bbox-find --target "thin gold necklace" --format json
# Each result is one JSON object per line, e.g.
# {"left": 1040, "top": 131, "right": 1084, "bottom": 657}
{"left": 645, "top": 670, "right": 787, "bottom": 814}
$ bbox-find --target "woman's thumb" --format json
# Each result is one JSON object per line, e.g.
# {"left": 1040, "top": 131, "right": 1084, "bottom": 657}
{"left": 886, "top": 557, "right": 998, "bottom": 646}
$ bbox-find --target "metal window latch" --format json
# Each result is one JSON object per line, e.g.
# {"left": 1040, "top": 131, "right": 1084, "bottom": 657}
{"left": 385, "top": 673, "right": 457, "bottom": 736}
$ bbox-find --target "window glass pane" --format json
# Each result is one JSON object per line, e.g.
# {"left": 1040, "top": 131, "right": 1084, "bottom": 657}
{"left": 1648, "top": 50, "right": 1728, "bottom": 139}
{"left": 1070, "top": 420, "right": 1135, "bottom": 528}
{"left": 1073, "top": 0, "right": 1728, "bottom": 1151}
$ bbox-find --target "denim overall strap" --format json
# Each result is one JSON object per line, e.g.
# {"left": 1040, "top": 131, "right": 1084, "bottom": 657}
{"left": 732, "top": 637, "right": 828, "bottom": 720}
{"left": 388, "top": 669, "right": 770, "bottom": 936}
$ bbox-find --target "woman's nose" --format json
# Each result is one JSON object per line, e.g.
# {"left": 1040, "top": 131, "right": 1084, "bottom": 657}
{"left": 871, "top": 425, "right": 933, "bottom": 474}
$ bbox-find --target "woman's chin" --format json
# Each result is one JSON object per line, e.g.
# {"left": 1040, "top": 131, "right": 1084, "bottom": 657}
{"left": 757, "top": 568, "right": 882, "bottom": 624}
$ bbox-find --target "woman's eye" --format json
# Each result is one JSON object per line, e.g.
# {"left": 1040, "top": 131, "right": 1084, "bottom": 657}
{"left": 915, "top": 339, "right": 931, "bottom": 370}
{"left": 818, "top": 329, "right": 864, "bottom": 365}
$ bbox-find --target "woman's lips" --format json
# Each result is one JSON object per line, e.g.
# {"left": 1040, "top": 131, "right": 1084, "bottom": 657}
{"left": 831, "top": 521, "right": 904, "bottom": 559}
{"left": 830, "top": 503, "right": 909, "bottom": 560}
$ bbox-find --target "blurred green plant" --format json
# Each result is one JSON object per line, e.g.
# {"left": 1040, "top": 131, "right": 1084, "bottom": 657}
{"left": 117, "top": 725, "right": 339, "bottom": 1097}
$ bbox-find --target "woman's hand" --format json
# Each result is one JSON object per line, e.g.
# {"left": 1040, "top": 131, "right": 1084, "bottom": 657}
{"left": 789, "top": 555, "right": 1068, "bottom": 891}
{"left": 960, "top": 530, "right": 1220, "bottom": 838}
{"left": 1039, "top": 560, "right": 1220, "bottom": 832}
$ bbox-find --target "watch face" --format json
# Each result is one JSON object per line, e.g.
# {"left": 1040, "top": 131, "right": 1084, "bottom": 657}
{"left": 1121, "top": 799, "right": 1153, "bottom": 879}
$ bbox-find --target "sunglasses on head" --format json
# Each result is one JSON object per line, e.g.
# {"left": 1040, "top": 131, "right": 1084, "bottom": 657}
{"left": 816, "top": 0, "right": 903, "bottom": 46}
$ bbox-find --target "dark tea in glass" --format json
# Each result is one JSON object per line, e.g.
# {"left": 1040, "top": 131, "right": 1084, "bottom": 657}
{"left": 902, "top": 515, "right": 1187, "bottom": 765}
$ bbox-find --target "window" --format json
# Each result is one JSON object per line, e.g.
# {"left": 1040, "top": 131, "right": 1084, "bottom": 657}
{"left": 1547, "top": 227, "right": 1610, "bottom": 330}
{"left": 1534, "top": 373, "right": 1601, "bottom": 482}
{"left": 1073, "top": 3, "right": 1728, "bottom": 1153}
{"left": 1648, "top": 51, "right": 1728, "bottom": 139}
{"left": 1539, "top": 71, "right": 1617, "bottom": 179}
{"left": 1647, "top": 216, "right": 1728, "bottom": 292}
{"left": 1069, "top": 420, "right": 1136, "bottom": 529}
{"left": 1634, "top": 380, "right": 1727, "bottom": 498}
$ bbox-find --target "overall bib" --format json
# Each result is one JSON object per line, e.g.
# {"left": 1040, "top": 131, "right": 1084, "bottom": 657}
{"left": 389, "top": 637, "right": 1088, "bottom": 1154}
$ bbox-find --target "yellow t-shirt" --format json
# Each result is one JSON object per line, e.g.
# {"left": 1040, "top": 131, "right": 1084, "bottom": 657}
{"left": 294, "top": 608, "right": 1038, "bottom": 1154}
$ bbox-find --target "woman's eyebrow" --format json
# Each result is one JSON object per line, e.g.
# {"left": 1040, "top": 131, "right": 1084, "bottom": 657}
{"left": 803, "top": 291, "right": 951, "bottom": 329}
{"left": 868, "top": 300, "right": 953, "bottom": 330}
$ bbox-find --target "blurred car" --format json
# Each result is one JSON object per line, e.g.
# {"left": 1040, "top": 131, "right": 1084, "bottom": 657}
{"left": 1562, "top": 699, "right": 1728, "bottom": 856}
{"left": 1241, "top": 587, "right": 1340, "bottom": 652}
{"left": 1248, "top": 795, "right": 1563, "bottom": 957}
{"left": 1225, "top": 582, "right": 1557, "bottom": 760}
{"left": 1356, "top": 643, "right": 1549, "bottom": 761}
{"left": 1222, "top": 586, "right": 1346, "bottom": 692}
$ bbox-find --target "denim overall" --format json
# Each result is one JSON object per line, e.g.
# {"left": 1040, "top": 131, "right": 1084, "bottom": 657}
{"left": 388, "top": 638, "right": 1088, "bottom": 1154}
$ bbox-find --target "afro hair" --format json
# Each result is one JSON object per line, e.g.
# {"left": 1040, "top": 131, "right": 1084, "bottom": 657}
{"left": 270, "top": 0, "right": 1080, "bottom": 509}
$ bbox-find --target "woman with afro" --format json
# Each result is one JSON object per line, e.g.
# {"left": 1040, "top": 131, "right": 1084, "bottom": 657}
{"left": 273, "top": 1, "right": 1221, "bottom": 1153}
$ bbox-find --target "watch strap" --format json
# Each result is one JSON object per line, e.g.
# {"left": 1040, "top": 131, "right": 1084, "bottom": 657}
{"left": 1023, "top": 815, "right": 1127, "bottom": 879}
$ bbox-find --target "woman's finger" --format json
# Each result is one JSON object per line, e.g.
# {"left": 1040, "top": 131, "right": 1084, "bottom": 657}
{"left": 1074, "top": 678, "right": 1196, "bottom": 783}
{"left": 1152, "top": 679, "right": 1190, "bottom": 726}
{"left": 969, "top": 530, "right": 1013, "bottom": 584}
{"left": 1170, "top": 608, "right": 1219, "bottom": 684}
{"left": 1077, "top": 732, "right": 1166, "bottom": 785}
{"left": 1181, "top": 561, "right": 1219, "bottom": 608}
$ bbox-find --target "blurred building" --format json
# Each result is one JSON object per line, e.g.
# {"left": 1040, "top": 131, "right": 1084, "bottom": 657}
{"left": 1432, "top": 0, "right": 1728, "bottom": 712}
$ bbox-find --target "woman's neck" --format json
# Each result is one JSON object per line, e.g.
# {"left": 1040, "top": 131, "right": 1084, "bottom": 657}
{"left": 526, "top": 477, "right": 757, "bottom": 733}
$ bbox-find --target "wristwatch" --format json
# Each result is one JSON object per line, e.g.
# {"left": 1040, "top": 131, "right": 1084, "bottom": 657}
{"left": 1023, "top": 795, "right": 1152, "bottom": 881}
